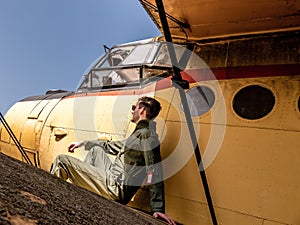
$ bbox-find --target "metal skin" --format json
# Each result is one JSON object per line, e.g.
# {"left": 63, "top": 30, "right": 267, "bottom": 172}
{"left": 1, "top": 1, "right": 300, "bottom": 225}
{"left": 140, "top": 0, "right": 300, "bottom": 40}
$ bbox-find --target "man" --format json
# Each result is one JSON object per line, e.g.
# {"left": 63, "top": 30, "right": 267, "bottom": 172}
{"left": 50, "top": 97, "right": 175, "bottom": 224}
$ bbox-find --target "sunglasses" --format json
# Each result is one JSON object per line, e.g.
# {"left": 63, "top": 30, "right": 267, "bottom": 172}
{"left": 131, "top": 102, "right": 150, "bottom": 111}
{"left": 131, "top": 105, "right": 137, "bottom": 111}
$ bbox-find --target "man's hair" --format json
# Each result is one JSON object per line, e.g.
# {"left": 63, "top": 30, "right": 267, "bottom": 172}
{"left": 138, "top": 97, "right": 161, "bottom": 120}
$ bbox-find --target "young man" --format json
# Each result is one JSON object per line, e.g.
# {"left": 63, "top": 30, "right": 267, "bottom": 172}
{"left": 50, "top": 97, "right": 175, "bottom": 224}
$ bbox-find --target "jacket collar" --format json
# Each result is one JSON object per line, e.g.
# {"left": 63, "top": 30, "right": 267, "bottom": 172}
{"left": 135, "top": 120, "right": 150, "bottom": 130}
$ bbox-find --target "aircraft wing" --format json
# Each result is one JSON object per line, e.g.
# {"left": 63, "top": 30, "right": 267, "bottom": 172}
{"left": 140, "top": 0, "right": 300, "bottom": 40}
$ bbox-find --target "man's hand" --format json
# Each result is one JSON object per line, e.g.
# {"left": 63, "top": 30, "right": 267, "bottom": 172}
{"left": 68, "top": 141, "right": 84, "bottom": 153}
{"left": 153, "top": 212, "right": 176, "bottom": 225}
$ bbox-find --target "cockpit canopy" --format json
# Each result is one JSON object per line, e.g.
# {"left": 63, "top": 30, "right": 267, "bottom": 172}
{"left": 77, "top": 41, "right": 191, "bottom": 92}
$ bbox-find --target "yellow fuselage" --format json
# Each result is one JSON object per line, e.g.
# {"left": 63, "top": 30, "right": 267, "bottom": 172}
{"left": 1, "top": 31, "right": 299, "bottom": 225}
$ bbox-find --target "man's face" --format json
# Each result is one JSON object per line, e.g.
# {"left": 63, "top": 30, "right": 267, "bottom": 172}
{"left": 131, "top": 101, "right": 141, "bottom": 123}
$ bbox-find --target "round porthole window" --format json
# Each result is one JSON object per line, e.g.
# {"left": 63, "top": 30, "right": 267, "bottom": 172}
{"left": 233, "top": 85, "right": 275, "bottom": 120}
{"left": 186, "top": 86, "right": 215, "bottom": 116}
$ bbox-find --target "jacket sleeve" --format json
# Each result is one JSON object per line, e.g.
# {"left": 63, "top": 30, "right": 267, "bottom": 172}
{"left": 84, "top": 140, "right": 124, "bottom": 155}
{"left": 140, "top": 135, "right": 165, "bottom": 214}
{"left": 149, "top": 172, "right": 165, "bottom": 214}
{"left": 83, "top": 140, "right": 103, "bottom": 151}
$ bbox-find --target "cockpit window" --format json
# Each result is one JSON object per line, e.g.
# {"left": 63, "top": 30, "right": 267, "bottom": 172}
{"left": 92, "top": 68, "right": 140, "bottom": 86}
{"left": 120, "top": 43, "right": 159, "bottom": 65}
{"left": 77, "top": 41, "right": 187, "bottom": 92}
{"left": 77, "top": 68, "right": 140, "bottom": 90}
{"left": 77, "top": 67, "right": 170, "bottom": 91}
{"left": 95, "top": 46, "right": 134, "bottom": 68}
{"left": 95, "top": 43, "right": 160, "bottom": 69}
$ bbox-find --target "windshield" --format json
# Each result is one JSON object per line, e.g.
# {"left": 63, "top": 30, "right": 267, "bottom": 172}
{"left": 95, "top": 42, "right": 161, "bottom": 68}
{"left": 77, "top": 41, "right": 191, "bottom": 92}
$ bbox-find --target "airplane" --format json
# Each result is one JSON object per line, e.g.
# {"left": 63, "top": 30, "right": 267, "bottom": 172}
{"left": 1, "top": 0, "right": 300, "bottom": 224}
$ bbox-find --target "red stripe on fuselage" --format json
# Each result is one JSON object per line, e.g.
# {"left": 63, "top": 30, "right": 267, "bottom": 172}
{"left": 182, "top": 64, "right": 300, "bottom": 82}
{"left": 65, "top": 64, "right": 300, "bottom": 99}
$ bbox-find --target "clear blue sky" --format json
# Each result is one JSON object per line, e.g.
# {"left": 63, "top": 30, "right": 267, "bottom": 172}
{"left": 0, "top": 0, "right": 161, "bottom": 113}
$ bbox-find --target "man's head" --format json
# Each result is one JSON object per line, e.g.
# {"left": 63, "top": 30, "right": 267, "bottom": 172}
{"left": 131, "top": 97, "right": 161, "bottom": 123}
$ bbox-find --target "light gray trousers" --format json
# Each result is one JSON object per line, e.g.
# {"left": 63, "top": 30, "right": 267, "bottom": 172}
{"left": 50, "top": 146, "right": 122, "bottom": 201}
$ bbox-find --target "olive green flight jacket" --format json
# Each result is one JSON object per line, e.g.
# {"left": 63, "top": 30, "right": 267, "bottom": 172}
{"left": 84, "top": 120, "right": 165, "bottom": 214}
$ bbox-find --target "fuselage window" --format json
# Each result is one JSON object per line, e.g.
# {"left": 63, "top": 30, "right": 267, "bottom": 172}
{"left": 185, "top": 86, "right": 215, "bottom": 116}
{"left": 233, "top": 85, "right": 275, "bottom": 120}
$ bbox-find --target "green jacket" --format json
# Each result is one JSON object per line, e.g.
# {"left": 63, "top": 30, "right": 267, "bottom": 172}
{"left": 84, "top": 120, "right": 165, "bottom": 214}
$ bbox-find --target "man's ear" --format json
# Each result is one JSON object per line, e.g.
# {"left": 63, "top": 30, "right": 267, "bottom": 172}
{"left": 139, "top": 107, "right": 147, "bottom": 117}
{"left": 139, "top": 106, "right": 145, "bottom": 113}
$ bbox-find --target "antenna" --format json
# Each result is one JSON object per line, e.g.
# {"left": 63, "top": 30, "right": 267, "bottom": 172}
{"left": 103, "top": 45, "right": 110, "bottom": 53}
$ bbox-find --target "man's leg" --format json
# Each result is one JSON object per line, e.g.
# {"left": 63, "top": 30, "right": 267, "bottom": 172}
{"left": 83, "top": 146, "right": 124, "bottom": 201}
{"left": 84, "top": 145, "right": 114, "bottom": 168}
{"left": 50, "top": 154, "right": 119, "bottom": 200}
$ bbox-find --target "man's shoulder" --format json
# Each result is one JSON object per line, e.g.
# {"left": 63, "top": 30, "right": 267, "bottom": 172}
{"left": 135, "top": 126, "right": 151, "bottom": 137}
{"left": 134, "top": 120, "right": 159, "bottom": 140}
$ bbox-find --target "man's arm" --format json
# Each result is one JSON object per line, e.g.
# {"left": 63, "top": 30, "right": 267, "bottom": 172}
{"left": 147, "top": 156, "right": 176, "bottom": 224}
{"left": 141, "top": 135, "right": 176, "bottom": 224}
{"left": 67, "top": 140, "right": 103, "bottom": 153}
{"left": 68, "top": 140, "right": 124, "bottom": 155}
{"left": 68, "top": 141, "right": 84, "bottom": 153}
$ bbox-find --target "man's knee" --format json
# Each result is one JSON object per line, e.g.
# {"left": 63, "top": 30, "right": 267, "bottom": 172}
{"left": 84, "top": 146, "right": 104, "bottom": 164}
{"left": 50, "top": 154, "right": 71, "bottom": 177}
{"left": 54, "top": 154, "right": 69, "bottom": 163}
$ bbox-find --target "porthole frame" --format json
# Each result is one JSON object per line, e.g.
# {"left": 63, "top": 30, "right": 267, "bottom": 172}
{"left": 296, "top": 95, "right": 300, "bottom": 114}
{"left": 231, "top": 83, "right": 277, "bottom": 121}
{"left": 296, "top": 95, "right": 300, "bottom": 115}
{"left": 184, "top": 84, "right": 217, "bottom": 118}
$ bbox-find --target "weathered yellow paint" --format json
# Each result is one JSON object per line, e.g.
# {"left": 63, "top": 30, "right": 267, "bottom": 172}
{"left": 0, "top": 31, "right": 299, "bottom": 225}
{"left": 142, "top": 0, "right": 300, "bottom": 39}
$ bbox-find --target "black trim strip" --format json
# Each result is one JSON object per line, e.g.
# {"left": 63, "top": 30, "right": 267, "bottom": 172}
{"left": 20, "top": 91, "right": 74, "bottom": 102}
